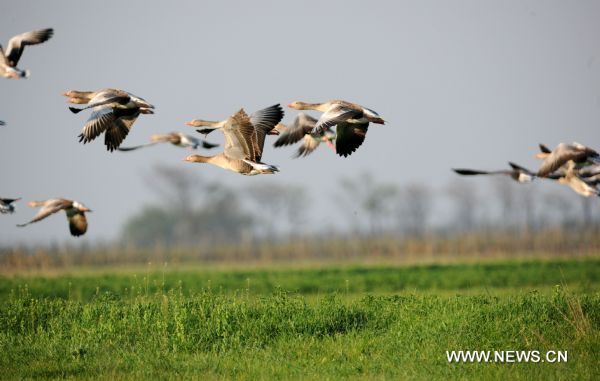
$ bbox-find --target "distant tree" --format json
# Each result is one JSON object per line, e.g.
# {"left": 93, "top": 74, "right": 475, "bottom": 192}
{"left": 397, "top": 183, "right": 432, "bottom": 237}
{"left": 337, "top": 173, "right": 398, "bottom": 234}
{"left": 121, "top": 165, "right": 254, "bottom": 247}
{"left": 446, "top": 179, "right": 479, "bottom": 232}
{"left": 245, "top": 182, "right": 310, "bottom": 238}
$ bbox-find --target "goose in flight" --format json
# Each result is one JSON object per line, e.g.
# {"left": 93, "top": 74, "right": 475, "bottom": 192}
{"left": 548, "top": 161, "right": 600, "bottom": 198}
{"left": 536, "top": 142, "right": 600, "bottom": 177}
{"left": 118, "top": 132, "right": 218, "bottom": 151}
{"left": 287, "top": 100, "right": 384, "bottom": 157}
{"left": 1, "top": 28, "right": 53, "bottom": 79}
{"left": 452, "top": 162, "right": 535, "bottom": 183}
{"left": 184, "top": 105, "right": 283, "bottom": 175}
{"left": 0, "top": 197, "right": 21, "bottom": 214}
{"left": 17, "top": 198, "right": 92, "bottom": 236}
{"left": 66, "top": 88, "right": 154, "bottom": 151}
{"left": 273, "top": 113, "right": 336, "bottom": 158}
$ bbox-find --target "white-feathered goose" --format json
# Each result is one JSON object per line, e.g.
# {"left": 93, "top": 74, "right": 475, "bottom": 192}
{"left": 0, "top": 28, "right": 53, "bottom": 79}
{"left": 452, "top": 162, "right": 535, "bottom": 183}
{"left": 67, "top": 88, "right": 154, "bottom": 151}
{"left": 118, "top": 132, "right": 218, "bottom": 151}
{"left": 287, "top": 100, "right": 384, "bottom": 157}
{"left": 17, "top": 198, "right": 92, "bottom": 236}
{"left": 273, "top": 113, "right": 336, "bottom": 158}
{"left": 184, "top": 105, "right": 283, "bottom": 175}
{"left": 0, "top": 197, "right": 21, "bottom": 214}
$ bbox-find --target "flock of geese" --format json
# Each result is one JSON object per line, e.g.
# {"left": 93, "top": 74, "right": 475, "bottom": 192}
{"left": 453, "top": 143, "right": 600, "bottom": 198}
{"left": 1, "top": 28, "right": 387, "bottom": 236}
{"left": 1, "top": 27, "right": 598, "bottom": 238}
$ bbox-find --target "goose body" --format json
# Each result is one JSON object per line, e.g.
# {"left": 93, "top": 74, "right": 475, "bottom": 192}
{"left": 0, "top": 197, "right": 21, "bottom": 214}
{"left": 17, "top": 198, "right": 92, "bottom": 236}
{"left": 273, "top": 113, "right": 336, "bottom": 158}
{"left": 66, "top": 88, "right": 154, "bottom": 151}
{"left": 453, "top": 162, "right": 535, "bottom": 183}
{"left": 118, "top": 132, "right": 218, "bottom": 151}
{"left": 536, "top": 142, "right": 600, "bottom": 177}
{"left": 287, "top": 100, "right": 384, "bottom": 157}
{"left": 184, "top": 104, "right": 283, "bottom": 175}
{"left": 0, "top": 28, "right": 53, "bottom": 79}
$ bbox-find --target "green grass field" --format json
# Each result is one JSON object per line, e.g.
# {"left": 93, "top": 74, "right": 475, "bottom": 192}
{"left": 1, "top": 258, "right": 599, "bottom": 380}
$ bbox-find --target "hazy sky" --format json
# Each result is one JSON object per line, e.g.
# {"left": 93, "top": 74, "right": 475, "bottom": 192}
{"left": 1, "top": 1, "right": 599, "bottom": 244}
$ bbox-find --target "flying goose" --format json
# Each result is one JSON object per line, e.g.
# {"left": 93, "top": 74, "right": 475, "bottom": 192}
{"left": 549, "top": 161, "right": 600, "bottom": 198}
{"left": 536, "top": 142, "right": 600, "bottom": 177}
{"left": 184, "top": 105, "right": 283, "bottom": 175}
{"left": 118, "top": 132, "right": 218, "bottom": 151}
{"left": 287, "top": 100, "right": 384, "bottom": 157}
{"left": 0, "top": 197, "right": 21, "bottom": 214}
{"left": 67, "top": 88, "right": 154, "bottom": 151}
{"left": 0, "top": 28, "right": 53, "bottom": 79}
{"left": 272, "top": 113, "right": 336, "bottom": 158}
{"left": 452, "top": 162, "right": 535, "bottom": 183}
{"left": 17, "top": 198, "right": 92, "bottom": 236}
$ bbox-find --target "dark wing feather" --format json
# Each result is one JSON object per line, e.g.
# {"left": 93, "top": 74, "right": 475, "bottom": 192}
{"left": 508, "top": 162, "right": 533, "bottom": 175}
{"left": 5, "top": 28, "right": 53, "bottom": 67}
{"left": 78, "top": 108, "right": 116, "bottom": 144}
{"left": 104, "top": 110, "right": 140, "bottom": 152}
{"left": 335, "top": 122, "right": 368, "bottom": 157}
{"left": 250, "top": 104, "right": 284, "bottom": 156}
{"left": 250, "top": 104, "right": 284, "bottom": 133}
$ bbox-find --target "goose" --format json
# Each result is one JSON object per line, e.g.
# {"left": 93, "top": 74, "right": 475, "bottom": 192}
{"left": 272, "top": 113, "right": 336, "bottom": 158}
{"left": 0, "top": 197, "right": 21, "bottom": 214}
{"left": 536, "top": 142, "right": 600, "bottom": 177}
{"left": 0, "top": 28, "right": 53, "bottom": 79}
{"left": 186, "top": 104, "right": 283, "bottom": 136}
{"left": 118, "top": 132, "right": 218, "bottom": 151}
{"left": 17, "top": 198, "right": 92, "bottom": 236}
{"left": 287, "top": 100, "right": 384, "bottom": 157}
{"left": 184, "top": 105, "right": 283, "bottom": 175}
{"left": 452, "top": 162, "right": 535, "bottom": 183}
{"left": 0, "top": 121, "right": 4, "bottom": 126}
{"left": 67, "top": 88, "right": 154, "bottom": 151}
{"left": 549, "top": 161, "right": 600, "bottom": 198}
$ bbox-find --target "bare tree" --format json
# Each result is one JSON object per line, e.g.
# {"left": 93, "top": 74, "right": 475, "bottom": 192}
{"left": 337, "top": 173, "right": 398, "bottom": 235}
{"left": 446, "top": 179, "right": 479, "bottom": 232}
{"left": 396, "top": 183, "right": 432, "bottom": 237}
{"left": 245, "top": 182, "right": 310, "bottom": 238}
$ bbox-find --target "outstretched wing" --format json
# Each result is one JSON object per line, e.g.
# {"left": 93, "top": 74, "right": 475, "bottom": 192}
{"left": 537, "top": 144, "right": 590, "bottom": 177}
{"left": 17, "top": 199, "right": 69, "bottom": 227}
{"left": 250, "top": 104, "right": 284, "bottom": 156}
{"left": 335, "top": 122, "right": 368, "bottom": 157}
{"left": 295, "top": 135, "right": 321, "bottom": 158}
{"left": 222, "top": 110, "right": 254, "bottom": 160}
{"left": 313, "top": 104, "right": 362, "bottom": 134}
{"left": 273, "top": 113, "right": 318, "bottom": 147}
{"left": 104, "top": 108, "right": 141, "bottom": 151}
{"left": 5, "top": 28, "right": 53, "bottom": 67}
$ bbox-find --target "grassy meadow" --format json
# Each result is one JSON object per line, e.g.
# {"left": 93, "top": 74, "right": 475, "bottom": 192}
{"left": 0, "top": 257, "right": 599, "bottom": 380}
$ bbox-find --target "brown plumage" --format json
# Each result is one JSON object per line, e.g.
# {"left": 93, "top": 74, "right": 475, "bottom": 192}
{"left": 287, "top": 100, "right": 384, "bottom": 157}
{"left": 1, "top": 28, "right": 53, "bottom": 79}
{"left": 536, "top": 142, "right": 600, "bottom": 177}
{"left": 273, "top": 113, "right": 336, "bottom": 158}
{"left": 66, "top": 88, "right": 154, "bottom": 151}
{"left": 17, "top": 198, "right": 92, "bottom": 236}
{"left": 184, "top": 105, "right": 283, "bottom": 175}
